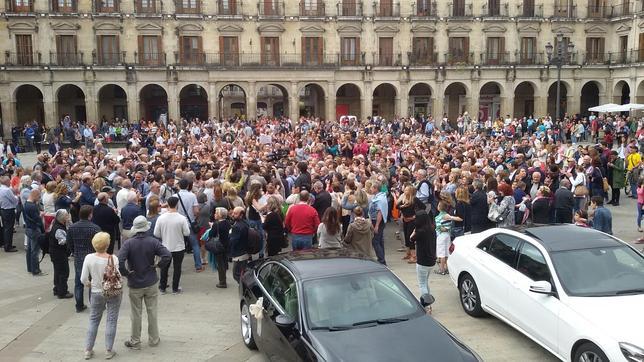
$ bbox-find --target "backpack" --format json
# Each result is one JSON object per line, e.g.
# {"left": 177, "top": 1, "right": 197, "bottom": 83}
{"left": 247, "top": 226, "right": 261, "bottom": 255}
{"left": 102, "top": 255, "right": 123, "bottom": 298}
{"left": 37, "top": 231, "right": 50, "bottom": 257}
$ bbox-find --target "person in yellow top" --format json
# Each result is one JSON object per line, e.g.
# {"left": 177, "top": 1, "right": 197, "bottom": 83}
{"left": 626, "top": 145, "right": 642, "bottom": 198}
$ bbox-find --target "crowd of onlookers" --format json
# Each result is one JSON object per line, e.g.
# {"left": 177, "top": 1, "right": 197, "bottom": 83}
{"left": 0, "top": 109, "right": 643, "bottom": 358}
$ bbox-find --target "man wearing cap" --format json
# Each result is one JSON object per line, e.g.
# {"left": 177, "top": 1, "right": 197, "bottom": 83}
{"left": 118, "top": 215, "right": 171, "bottom": 350}
{"left": 93, "top": 192, "right": 121, "bottom": 254}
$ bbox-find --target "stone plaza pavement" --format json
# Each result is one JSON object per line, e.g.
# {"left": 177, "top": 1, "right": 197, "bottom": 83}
{"left": 0, "top": 151, "right": 641, "bottom": 361}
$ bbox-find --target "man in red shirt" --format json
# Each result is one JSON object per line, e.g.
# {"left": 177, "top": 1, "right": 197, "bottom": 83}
{"left": 285, "top": 191, "right": 320, "bottom": 250}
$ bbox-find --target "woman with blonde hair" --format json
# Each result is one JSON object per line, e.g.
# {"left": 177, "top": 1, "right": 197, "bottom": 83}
{"left": 453, "top": 187, "right": 471, "bottom": 238}
{"left": 80, "top": 232, "right": 122, "bottom": 360}
{"left": 263, "top": 196, "right": 286, "bottom": 256}
{"left": 396, "top": 184, "right": 424, "bottom": 263}
{"left": 225, "top": 187, "right": 244, "bottom": 208}
{"left": 42, "top": 181, "right": 57, "bottom": 231}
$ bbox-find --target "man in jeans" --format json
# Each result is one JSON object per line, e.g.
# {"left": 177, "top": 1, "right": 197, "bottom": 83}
{"left": 229, "top": 207, "right": 249, "bottom": 283}
{"left": 23, "top": 189, "right": 46, "bottom": 276}
{"left": 368, "top": 181, "right": 389, "bottom": 265}
{"left": 153, "top": 196, "right": 190, "bottom": 294}
{"left": 174, "top": 179, "right": 203, "bottom": 272}
{"left": 67, "top": 205, "right": 101, "bottom": 312}
{"left": 0, "top": 176, "right": 18, "bottom": 252}
{"left": 119, "top": 216, "right": 171, "bottom": 349}
{"left": 284, "top": 191, "right": 320, "bottom": 250}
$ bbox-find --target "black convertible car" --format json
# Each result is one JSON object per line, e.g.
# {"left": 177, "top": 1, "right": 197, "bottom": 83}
{"left": 238, "top": 249, "right": 481, "bottom": 361}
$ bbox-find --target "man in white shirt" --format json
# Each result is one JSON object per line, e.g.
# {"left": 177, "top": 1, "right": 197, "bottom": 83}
{"left": 174, "top": 179, "right": 203, "bottom": 272}
{"left": 154, "top": 196, "right": 190, "bottom": 294}
{"left": 116, "top": 179, "right": 133, "bottom": 216}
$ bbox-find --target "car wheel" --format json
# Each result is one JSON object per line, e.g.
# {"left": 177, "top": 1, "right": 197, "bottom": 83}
{"left": 459, "top": 274, "right": 485, "bottom": 317}
{"left": 240, "top": 301, "right": 257, "bottom": 350}
{"left": 574, "top": 342, "right": 608, "bottom": 362}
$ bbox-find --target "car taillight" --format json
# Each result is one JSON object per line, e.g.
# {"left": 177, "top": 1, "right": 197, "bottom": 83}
{"left": 449, "top": 243, "right": 455, "bottom": 254}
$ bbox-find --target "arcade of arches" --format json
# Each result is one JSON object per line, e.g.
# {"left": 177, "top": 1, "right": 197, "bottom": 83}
{"left": 7, "top": 79, "right": 644, "bottom": 133}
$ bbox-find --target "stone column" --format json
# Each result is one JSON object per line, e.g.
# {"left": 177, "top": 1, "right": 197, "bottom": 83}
{"left": 43, "top": 101, "right": 57, "bottom": 128}
{"left": 247, "top": 81, "right": 257, "bottom": 120}
{"left": 289, "top": 82, "right": 299, "bottom": 122}
{"left": 397, "top": 93, "right": 409, "bottom": 118}
{"left": 433, "top": 82, "right": 444, "bottom": 122}
{"left": 1, "top": 100, "right": 16, "bottom": 139}
{"left": 567, "top": 95, "right": 579, "bottom": 116}
{"left": 209, "top": 82, "right": 218, "bottom": 120}
{"left": 326, "top": 82, "right": 335, "bottom": 121}
{"left": 501, "top": 96, "right": 514, "bottom": 120}
{"left": 361, "top": 81, "right": 372, "bottom": 121}
{"left": 534, "top": 96, "right": 547, "bottom": 117}
{"left": 467, "top": 93, "right": 479, "bottom": 121}
{"left": 167, "top": 83, "right": 179, "bottom": 121}
{"left": 127, "top": 83, "right": 138, "bottom": 121}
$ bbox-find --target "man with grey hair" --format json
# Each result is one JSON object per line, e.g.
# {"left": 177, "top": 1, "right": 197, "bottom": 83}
{"left": 116, "top": 179, "right": 133, "bottom": 215}
{"left": 24, "top": 189, "right": 46, "bottom": 276}
{"left": 93, "top": 192, "right": 121, "bottom": 253}
{"left": 121, "top": 191, "right": 143, "bottom": 241}
{"left": 0, "top": 175, "right": 18, "bottom": 252}
{"left": 554, "top": 178, "right": 574, "bottom": 224}
{"left": 229, "top": 206, "right": 250, "bottom": 283}
{"left": 368, "top": 180, "right": 388, "bottom": 265}
{"left": 312, "top": 180, "right": 332, "bottom": 221}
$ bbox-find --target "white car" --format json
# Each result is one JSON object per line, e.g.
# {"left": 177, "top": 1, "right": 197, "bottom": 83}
{"left": 447, "top": 224, "right": 644, "bottom": 362}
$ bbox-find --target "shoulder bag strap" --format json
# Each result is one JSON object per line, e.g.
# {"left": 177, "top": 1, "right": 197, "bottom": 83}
{"left": 177, "top": 193, "right": 194, "bottom": 224}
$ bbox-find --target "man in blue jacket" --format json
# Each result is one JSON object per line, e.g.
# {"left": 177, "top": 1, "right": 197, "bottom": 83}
{"left": 229, "top": 206, "right": 249, "bottom": 283}
{"left": 591, "top": 196, "right": 612, "bottom": 235}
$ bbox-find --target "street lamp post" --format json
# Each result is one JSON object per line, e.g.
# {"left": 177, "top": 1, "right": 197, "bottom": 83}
{"left": 545, "top": 33, "right": 575, "bottom": 120}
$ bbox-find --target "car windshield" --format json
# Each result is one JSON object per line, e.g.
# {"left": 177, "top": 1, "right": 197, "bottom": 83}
{"left": 551, "top": 245, "right": 644, "bottom": 297}
{"left": 303, "top": 271, "right": 424, "bottom": 330}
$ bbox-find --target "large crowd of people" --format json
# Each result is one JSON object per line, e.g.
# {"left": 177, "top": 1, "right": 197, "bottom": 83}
{"left": 1, "top": 109, "right": 643, "bottom": 358}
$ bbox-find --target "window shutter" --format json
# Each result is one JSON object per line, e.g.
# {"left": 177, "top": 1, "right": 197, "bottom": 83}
{"left": 138, "top": 35, "right": 144, "bottom": 63}
{"left": 260, "top": 37, "right": 265, "bottom": 64}
{"left": 56, "top": 35, "right": 62, "bottom": 54}
{"left": 317, "top": 37, "right": 323, "bottom": 64}
{"left": 52, "top": 0, "right": 58, "bottom": 12}
{"left": 356, "top": 37, "right": 360, "bottom": 64}
{"left": 96, "top": 35, "right": 103, "bottom": 63}
{"left": 599, "top": 38, "right": 605, "bottom": 57}
{"left": 114, "top": 0, "right": 119, "bottom": 11}
{"left": 197, "top": 36, "right": 203, "bottom": 63}
{"left": 464, "top": 37, "right": 470, "bottom": 55}
{"left": 301, "top": 37, "right": 306, "bottom": 64}
{"left": 157, "top": 35, "right": 162, "bottom": 64}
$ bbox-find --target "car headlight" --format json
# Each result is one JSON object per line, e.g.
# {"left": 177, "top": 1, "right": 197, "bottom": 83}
{"left": 620, "top": 342, "right": 644, "bottom": 362}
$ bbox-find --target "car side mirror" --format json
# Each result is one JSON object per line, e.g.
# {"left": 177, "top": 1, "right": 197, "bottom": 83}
{"left": 529, "top": 280, "right": 555, "bottom": 296}
{"left": 275, "top": 314, "right": 296, "bottom": 330}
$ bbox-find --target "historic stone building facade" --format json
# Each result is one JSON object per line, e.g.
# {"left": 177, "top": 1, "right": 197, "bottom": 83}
{"left": 1, "top": 0, "right": 644, "bottom": 134}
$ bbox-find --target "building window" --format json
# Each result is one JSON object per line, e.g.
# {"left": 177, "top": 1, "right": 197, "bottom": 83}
{"left": 302, "top": 37, "right": 322, "bottom": 65}
{"left": 586, "top": 37, "right": 605, "bottom": 63}
{"left": 261, "top": 37, "right": 280, "bottom": 65}
{"left": 340, "top": 0, "right": 358, "bottom": 16}
{"left": 487, "top": 0, "right": 500, "bottom": 16}
{"left": 138, "top": 35, "right": 162, "bottom": 66}
{"left": 520, "top": 37, "right": 536, "bottom": 64}
{"left": 53, "top": 0, "right": 76, "bottom": 12}
{"left": 11, "top": 0, "right": 33, "bottom": 12}
{"left": 137, "top": 0, "right": 156, "bottom": 13}
{"left": 521, "top": 0, "right": 534, "bottom": 16}
{"left": 587, "top": 0, "right": 604, "bottom": 18}
{"left": 301, "top": 0, "right": 323, "bottom": 16}
{"left": 378, "top": 0, "right": 392, "bottom": 16}
{"left": 218, "top": 0, "right": 237, "bottom": 15}
{"left": 97, "top": 35, "right": 120, "bottom": 65}
{"left": 639, "top": 33, "right": 644, "bottom": 62}
{"left": 618, "top": 35, "right": 628, "bottom": 63}
{"left": 416, "top": 0, "right": 432, "bottom": 16}
{"left": 452, "top": 0, "right": 466, "bottom": 16}
{"left": 485, "top": 37, "right": 505, "bottom": 64}
{"left": 554, "top": 0, "right": 573, "bottom": 17}
{"left": 341, "top": 37, "right": 360, "bottom": 65}
{"left": 56, "top": 35, "right": 78, "bottom": 65}
{"left": 448, "top": 37, "right": 469, "bottom": 64}
{"left": 412, "top": 37, "right": 434, "bottom": 65}
{"left": 177, "top": 0, "right": 199, "bottom": 13}
{"left": 220, "top": 36, "right": 239, "bottom": 65}
{"left": 97, "top": 0, "right": 118, "bottom": 12}
{"left": 260, "top": 0, "right": 281, "bottom": 16}
{"left": 15, "top": 34, "right": 33, "bottom": 65}
{"left": 180, "top": 36, "right": 203, "bottom": 64}
{"left": 378, "top": 37, "right": 393, "bottom": 65}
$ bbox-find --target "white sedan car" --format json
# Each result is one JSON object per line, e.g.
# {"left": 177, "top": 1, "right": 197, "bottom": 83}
{"left": 448, "top": 224, "right": 644, "bottom": 362}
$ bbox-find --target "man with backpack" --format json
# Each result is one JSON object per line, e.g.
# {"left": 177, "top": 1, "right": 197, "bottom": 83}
{"left": 67, "top": 205, "right": 101, "bottom": 312}
{"left": 415, "top": 168, "right": 436, "bottom": 216}
{"left": 229, "top": 206, "right": 250, "bottom": 283}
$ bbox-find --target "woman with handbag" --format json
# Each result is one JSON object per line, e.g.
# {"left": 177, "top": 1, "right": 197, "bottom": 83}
{"left": 206, "top": 207, "right": 232, "bottom": 288}
{"left": 49, "top": 209, "right": 72, "bottom": 299}
{"left": 567, "top": 162, "right": 588, "bottom": 212}
{"left": 487, "top": 183, "right": 516, "bottom": 228}
{"left": 80, "top": 232, "right": 122, "bottom": 360}
{"left": 396, "top": 185, "right": 425, "bottom": 263}
{"left": 263, "top": 196, "right": 287, "bottom": 256}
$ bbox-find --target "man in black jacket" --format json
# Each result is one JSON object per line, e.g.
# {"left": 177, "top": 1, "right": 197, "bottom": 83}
{"left": 470, "top": 180, "right": 493, "bottom": 233}
{"left": 229, "top": 207, "right": 249, "bottom": 283}
{"left": 92, "top": 192, "right": 121, "bottom": 253}
{"left": 312, "top": 181, "right": 332, "bottom": 220}
{"left": 554, "top": 179, "right": 574, "bottom": 224}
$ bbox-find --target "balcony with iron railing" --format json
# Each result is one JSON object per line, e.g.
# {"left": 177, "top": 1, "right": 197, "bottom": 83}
{"left": 217, "top": 0, "right": 241, "bottom": 16}
{"left": 5, "top": 0, "right": 34, "bottom": 13}
{"left": 4, "top": 51, "right": 42, "bottom": 66}
{"left": 135, "top": 0, "right": 160, "bottom": 14}
{"left": 135, "top": 52, "right": 166, "bottom": 66}
{"left": 480, "top": 51, "right": 510, "bottom": 65}
{"left": 374, "top": 2, "right": 400, "bottom": 18}
{"left": 50, "top": 52, "right": 84, "bottom": 66}
{"left": 515, "top": 51, "right": 545, "bottom": 65}
{"left": 201, "top": 53, "right": 349, "bottom": 67}
{"left": 412, "top": 1, "right": 436, "bottom": 17}
{"left": 373, "top": 53, "right": 401, "bottom": 66}
{"left": 444, "top": 52, "right": 473, "bottom": 65}
{"left": 516, "top": 3, "right": 542, "bottom": 17}
{"left": 175, "top": 51, "right": 206, "bottom": 65}
{"left": 552, "top": 4, "right": 576, "bottom": 19}
{"left": 258, "top": 0, "right": 283, "bottom": 17}
{"left": 94, "top": 0, "right": 120, "bottom": 13}
{"left": 51, "top": 1, "right": 79, "bottom": 13}
{"left": 449, "top": 2, "right": 472, "bottom": 17}
{"left": 481, "top": 2, "right": 508, "bottom": 18}
{"left": 174, "top": 0, "right": 200, "bottom": 14}
{"left": 408, "top": 51, "right": 438, "bottom": 66}
{"left": 586, "top": 4, "right": 610, "bottom": 18}
{"left": 93, "top": 51, "right": 126, "bottom": 65}
{"left": 610, "top": 2, "right": 633, "bottom": 17}
{"left": 337, "top": 1, "right": 362, "bottom": 17}
{"left": 299, "top": 1, "right": 324, "bottom": 17}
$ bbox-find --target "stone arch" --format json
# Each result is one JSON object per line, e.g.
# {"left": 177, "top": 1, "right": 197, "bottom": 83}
{"left": 636, "top": 80, "right": 644, "bottom": 104}
{"left": 336, "top": 83, "right": 362, "bottom": 120}
{"left": 372, "top": 83, "right": 397, "bottom": 120}
{"left": 513, "top": 81, "right": 536, "bottom": 118}
{"left": 256, "top": 83, "right": 289, "bottom": 118}
{"left": 547, "top": 80, "right": 571, "bottom": 118}
{"left": 613, "top": 80, "right": 631, "bottom": 104}
{"left": 443, "top": 82, "right": 468, "bottom": 121}
{"left": 56, "top": 84, "right": 86, "bottom": 123}
{"left": 298, "top": 83, "right": 325, "bottom": 119}
{"left": 14, "top": 84, "right": 44, "bottom": 125}
{"left": 479, "top": 82, "right": 503, "bottom": 121}
{"left": 179, "top": 84, "right": 208, "bottom": 120}
{"left": 97, "top": 84, "right": 128, "bottom": 121}
{"left": 580, "top": 81, "right": 601, "bottom": 116}
{"left": 218, "top": 83, "right": 247, "bottom": 119}
{"left": 139, "top": 84, "right": 168, "bottom": 122}
{"left": 408, "top": 82, "right": 433, "bottom": 118}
